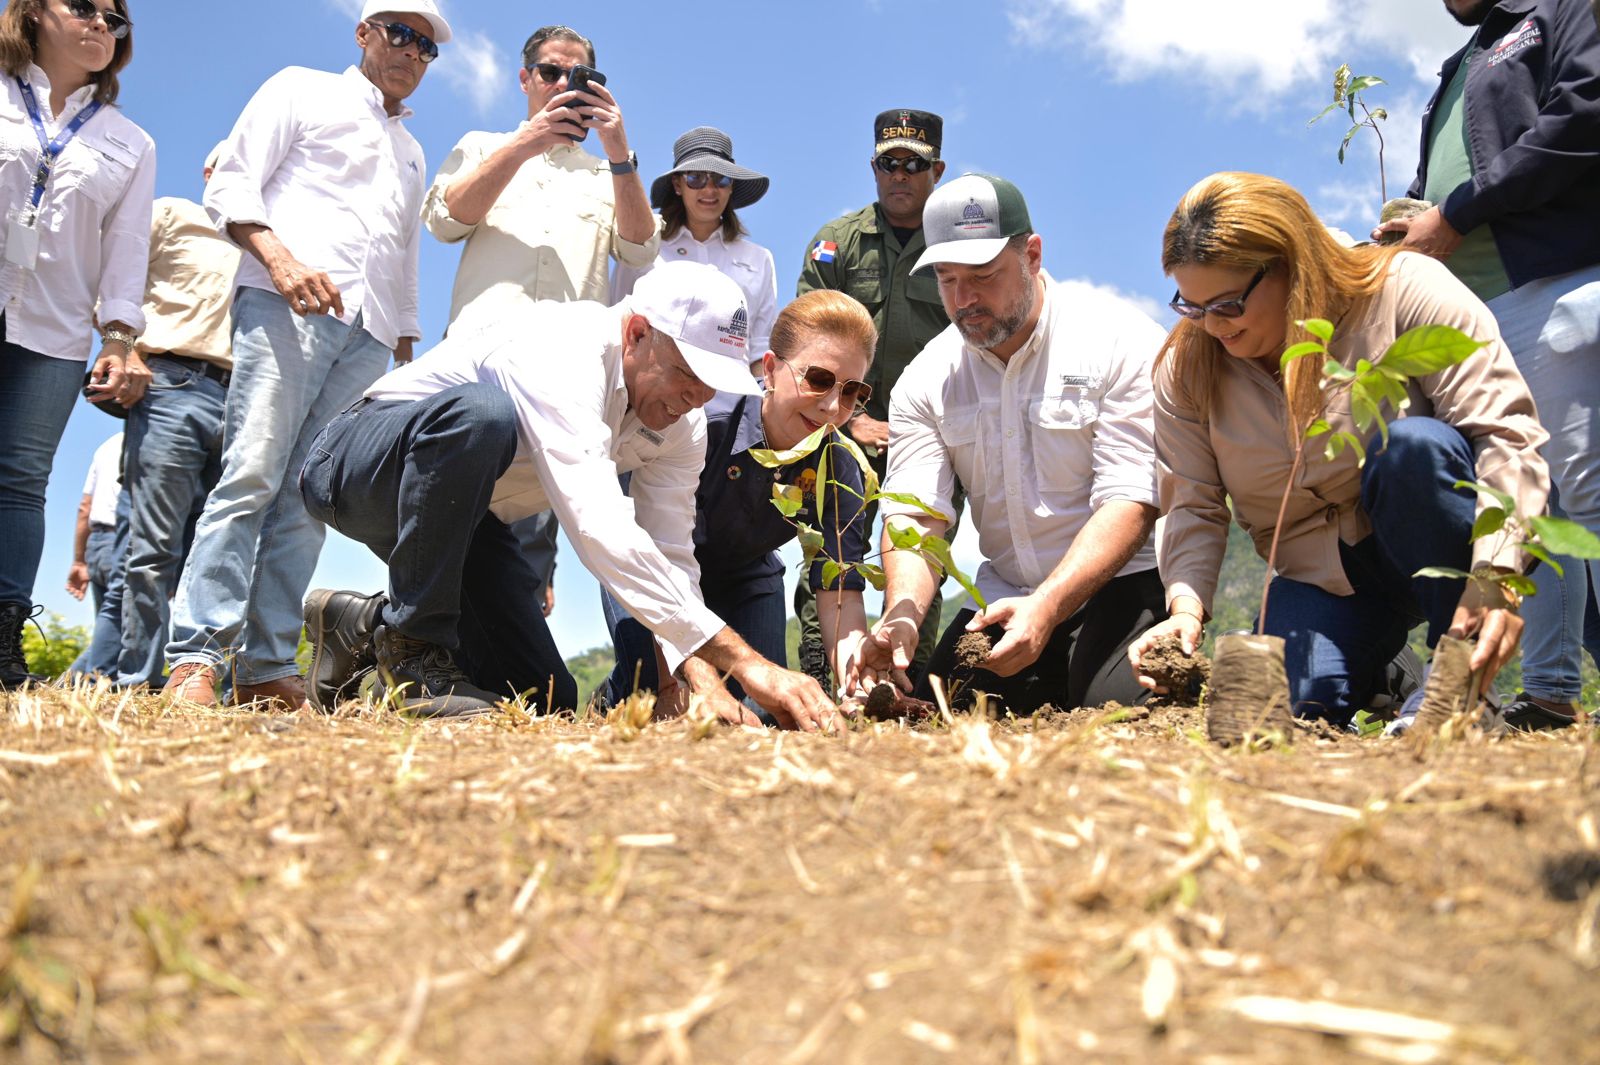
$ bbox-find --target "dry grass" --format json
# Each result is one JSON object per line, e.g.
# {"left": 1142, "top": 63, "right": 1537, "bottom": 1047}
{"left": 2, "top": 681, "right": 1598, "bottom": 1063}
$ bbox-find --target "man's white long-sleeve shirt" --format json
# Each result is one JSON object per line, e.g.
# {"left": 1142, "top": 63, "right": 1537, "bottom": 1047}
{"left": 364, "top": 300, "right": 724, "bottom": 671}
{"left": 883, "top": 272, "right": 1164, "bottom": 604}
{"left": 204, "top": 66, "right": 422, "bottom": 349}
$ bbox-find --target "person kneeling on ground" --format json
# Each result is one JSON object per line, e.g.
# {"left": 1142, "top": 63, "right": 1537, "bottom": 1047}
{"left": 299, "top": 261, "right": 840, "bottom": 726}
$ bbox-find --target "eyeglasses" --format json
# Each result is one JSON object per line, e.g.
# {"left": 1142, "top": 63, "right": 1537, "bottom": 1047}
{"left": 1169, "top": 266, "right": 1269, "bottom": 321}
{"left": 364, "top": 19, "right": 439, "bottom": 63}
{"left": 63, "top": 0, "right": 130, "bottom": 39}
{"left": 528, "top": 62, "right": 573, "bottom": 84}
{"left": 873, "top": 155, "right": 935, "bottom": 175}
{"left": 680, "top": 171, "right": 733, "bottom": 190}
{"left": 779, "top": 358, "right": 873, "bottom": 411}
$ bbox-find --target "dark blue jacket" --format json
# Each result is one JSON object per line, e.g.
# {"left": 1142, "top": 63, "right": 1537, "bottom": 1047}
{"left": 693, "top": 392, "right": 867, "bottom": 599}
{"left": 1407, "top": 0, "right": 1600, "bottom": 287}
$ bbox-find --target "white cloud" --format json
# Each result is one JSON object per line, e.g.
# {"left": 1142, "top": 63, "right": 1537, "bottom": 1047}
{"left": 433, "top": 30, "right": 508, "bottom": 117}
{"left": 1009, "top": 0, "right": 1466, "bottom": 101}
{"left": 1056, "top": 276, "right": 1172, "bottom": 324}
{"left": 325, "top": 0, "right": 362, "bottom": 19}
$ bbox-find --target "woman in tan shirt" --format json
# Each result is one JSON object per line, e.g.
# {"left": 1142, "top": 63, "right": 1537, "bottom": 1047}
{"left": 1128, "top": 172, "right": 1549, "bottom": 726}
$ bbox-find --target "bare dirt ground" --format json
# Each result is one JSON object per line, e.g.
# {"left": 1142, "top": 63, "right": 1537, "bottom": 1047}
{"left": 3, "top": 685, "right": 1598, "bottom": 1064}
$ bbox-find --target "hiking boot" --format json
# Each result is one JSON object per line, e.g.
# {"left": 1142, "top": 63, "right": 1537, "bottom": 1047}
{"left": 232, "top": 675, "right": 309, "bottom": 712}
{"left": 1368, "top": 644, "right": 1424, "bottom": 715}
{"left": 0, "top": 601, "right": 45, "bottom": 690}
{"left": 162, "top": 661, "right": 220, "bottom": 705}
{"left": 373, "top": 625, "right": 500, "bottom": 718}
{"left": 1501, "top": 692, "right": 1578, "bottom": 732}
{"left": 303, "top": 588, "right": 387, "bottom": 711}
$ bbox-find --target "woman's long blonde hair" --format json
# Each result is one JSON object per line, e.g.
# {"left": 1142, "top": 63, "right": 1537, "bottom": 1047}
{"left": 1158, "top": 172, "right": 1399, "bottom": 431}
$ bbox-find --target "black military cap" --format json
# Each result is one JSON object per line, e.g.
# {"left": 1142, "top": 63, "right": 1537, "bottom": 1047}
{"left": 873, "top": 108, "right": 942, "bottom": 160}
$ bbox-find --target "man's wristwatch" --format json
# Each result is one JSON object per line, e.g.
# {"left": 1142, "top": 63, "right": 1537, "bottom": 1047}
{"left": 101, "top": 326, "right": 138, "bottom": 350}
{"left": 608, "top": 152, "right": 638, "bottom": 177}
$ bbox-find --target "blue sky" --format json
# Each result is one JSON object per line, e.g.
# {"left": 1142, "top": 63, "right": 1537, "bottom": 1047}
{"left": 34, "top": 0, "right": 1473, "bottom": 657}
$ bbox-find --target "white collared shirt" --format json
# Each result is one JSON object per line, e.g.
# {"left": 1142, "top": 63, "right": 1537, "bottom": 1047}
{"left": 883, "top": 272, "right": 1165, "bottom": 604}
{"left": 204, "top": 66, "right": 423, "bottom": 349}
{"left": 82, "top": 432, "right": 123, "bottom": 526}
{"left": 364, "top": 300, "right": 724, "bottom": 671}
{"left": 610, "top": 221, "right": 778, "bottom": 355}
{"left": 0, "top": 66, "right": 154, "bottom": 361}
{"left": 424, "top": 132, "right": 659, "bottom": 327}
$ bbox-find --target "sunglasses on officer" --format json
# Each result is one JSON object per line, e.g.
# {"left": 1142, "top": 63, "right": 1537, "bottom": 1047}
{"left": 778, "top": 358, "right": 873, "bottom": 411}
{"left": 1169, "top": 265, "right": 1269, "bottom": 321}
{"left": 678, "top": 171, "right": 733, "bottom": 190}
{"left": 364, "top": 19, "right": 439, "bottom": 63}
{"left": 873, "top": 155, "right": 935, "bottom": 175}
{"left": 63, "top": 0, "right": 130, "bottom": 39}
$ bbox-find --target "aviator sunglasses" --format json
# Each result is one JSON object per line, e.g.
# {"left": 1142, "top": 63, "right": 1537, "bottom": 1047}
{"left": 364, "top": 19, "right": 439, "bottom": 63}
{"left": 679, "top": 171, "right": 733, "bottom": 190}
{"left": 1169, "top": 265, "right": 1269, "bottom": 320}
{"left": 63, "top": 0, "right": 130, "bottom": 39}
{"left": 779, "top": 358, "right": 873, "bottom": 411}
{"left": 873, "top": 155, "right": 935, "bottom": 175}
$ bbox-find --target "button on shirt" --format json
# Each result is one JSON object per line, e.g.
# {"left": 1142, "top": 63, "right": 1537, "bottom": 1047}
{"left": 0, "top": 66, "right": 154, "bottom": 361}
{"left": 204, "top": 66, "right": 423, "bottom": 349}
{"left": 883, "top": 273, "right": 1165, "bottom": 604}
{"left": 611, "top": 224, "right": 778, "bottom": 356}
{"left": 364, "top": 300, "right": 724, "bottom": 671}
{"left": 424, "top": 133, "right": 659, "bottom": 327}
{"left": 135, "top": 197, "right": 241, "bottom": 369}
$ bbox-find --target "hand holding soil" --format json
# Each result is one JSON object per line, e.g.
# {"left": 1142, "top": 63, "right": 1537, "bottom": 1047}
{"left": 965, "top": 595, "right": 1055, "bottom": 677}
{"left": 1131, "top": 633, "right": 1210, "bottom": 706}
{"left": 1127, "top": 615, "right": 1204, "bottom": 692}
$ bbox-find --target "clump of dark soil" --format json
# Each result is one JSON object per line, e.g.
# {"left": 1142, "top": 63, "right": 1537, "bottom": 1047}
{"left": 1542, "top": 850, "right": 1600, "bottom": 901}
{"left": 860, "top": 682, "right": 938, "bottom": 722}
{"left": 1139, "top": 633, "right": 1210, "bottom": 706}
{"left": 953, "top": 630, "right": 992, "bottom": 672}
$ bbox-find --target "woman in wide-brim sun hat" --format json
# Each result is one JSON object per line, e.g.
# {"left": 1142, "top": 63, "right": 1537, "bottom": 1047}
{"left": 610, "top": 126, "right": 777, "bottom": 359}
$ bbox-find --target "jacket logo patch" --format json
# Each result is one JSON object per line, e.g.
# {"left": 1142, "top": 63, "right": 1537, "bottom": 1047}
{"left": 1486, "top": 18, "right": 1540, "bottom": 67}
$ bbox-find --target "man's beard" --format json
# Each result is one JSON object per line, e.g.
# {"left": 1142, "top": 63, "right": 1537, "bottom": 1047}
{"left": 1447, "top": 0, "right": 1496, "bottom": 26}
{"left": 954, "top": 269, "right": 1037, "bottom": 350}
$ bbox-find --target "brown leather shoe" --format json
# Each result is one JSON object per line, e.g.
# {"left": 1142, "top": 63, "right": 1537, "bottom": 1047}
{"left": 162, "top": 662, "right": 219, "bottom": 705}
{"left": 233, "top": 675, "right": 309, "bottom": 712}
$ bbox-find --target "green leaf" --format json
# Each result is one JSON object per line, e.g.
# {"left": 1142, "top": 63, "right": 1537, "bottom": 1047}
{"left": 795, "top": 523, "right": 824, "bottom": 564}
{"left": 770, "top": 483, "right": 803, "bottom": 519}
{"left": 820, "top": 560, "right": 842, "bottom": 589}
{"left": 1351, "top": 391, "right": 1381, "bottom": 435}
{"left": 1529, "top": 515, "right": 1600, "bottom": 559}
{"left": 916, "top": 535, "right": 987, "bottom": 610}
{"left": 886, "top": 520, "right": 924, "bottom": 551}
{"left": 1346, "top": 74, "right": 1386, "bottom": 95}
{"left": 1304, "top": 419, "right": 1331, "bottom": 439}
{"left": 1371, "top": 107, "right": 1388, "bottom": 122}
{"left": 1414, "top": 566, "right": 1473, "bottom": 581}
{"left": 1470, "top": 507, "right": 1507, "bottom": 542}
{"left": 825, "top": 431, "right": 881, "bottom": 499}
{"left": 1378, "top": 325, "right": 1485, "bottom": 377}
{"left": 1324, "top": 433, "right": 1347, "bottom": 462}
{"left": 1522, "top": 543, "right": 1562, "bottom": 576}
{"left": 814, "top": 436, "right": 828, "bottom": 527}
{"left": 1338, "top": 123, "right": 1361, "bottom": 163}
{"left": 1307, "top": 100, "right": 1344, "bottom": 127}
{"left": 1300, "top": 318, "right": 1335, "bottom": 342}
{"left": 1281, "top": 341, "right": 1326, "bottom": 367}
{"left": 748, "top": 424, "right": 827, "bottom": 468}
{"left": 868, "top": 490, "right": 950, "bottom": 522}
{"left": 1323, "top": 358, "right": 1355, "bottom": 382}
{"left": 1453, "top": 480, "right": 1515, "bottom": 511}
{"left": 1502, "top": 573, "right": 1539, "bottom": 598}
{"left": 855, "top": 562, "right": 886, "bottom": 591}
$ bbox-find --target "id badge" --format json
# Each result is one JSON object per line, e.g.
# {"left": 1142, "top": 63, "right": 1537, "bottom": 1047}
{"left": 5, "top": 208, "right": 40, "bottom": 271}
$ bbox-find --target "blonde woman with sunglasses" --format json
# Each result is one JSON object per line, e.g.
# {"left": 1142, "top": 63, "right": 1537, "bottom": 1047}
{"left": 601, "top": 290, "right": 874, "bottom": 725}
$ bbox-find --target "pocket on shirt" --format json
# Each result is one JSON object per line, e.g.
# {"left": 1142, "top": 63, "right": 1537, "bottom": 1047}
{"left": 1030, "top": 394, "right": 1099, "bottom": 493}
{"left": 52, "top": 137, "right": 135, "bottom": 212}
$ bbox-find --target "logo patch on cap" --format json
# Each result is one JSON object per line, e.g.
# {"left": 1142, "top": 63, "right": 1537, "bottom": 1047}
{"left": 957, "top": 198, "right": 998, "bottom": 234}
{"left": 718, "top": 306, "right": 750, "bottom": 350}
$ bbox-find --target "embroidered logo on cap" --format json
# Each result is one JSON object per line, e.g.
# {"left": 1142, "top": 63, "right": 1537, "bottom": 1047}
{"left": 717, "top": 306, "right": 750, "bottom": 349}
{"left": 957, "top": 198, "right": 997, "bottom": 233}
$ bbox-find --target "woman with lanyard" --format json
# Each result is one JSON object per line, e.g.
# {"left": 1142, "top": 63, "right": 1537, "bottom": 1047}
{"left": 602, "top": 290, "right": 875, "bottom": 726}
{"left": 611, "top": 126, "right": 776, "bottom": 361}
{"left": 0, "top": 0, "right": 154, "bottom": 688}
{"left": 1127, "top": 172, "right": 1548, "bottom": 728}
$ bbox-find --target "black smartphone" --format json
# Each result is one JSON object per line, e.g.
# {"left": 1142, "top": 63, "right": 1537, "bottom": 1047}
{"left": 563, "top": 64, "right": 605, "bottom": 141}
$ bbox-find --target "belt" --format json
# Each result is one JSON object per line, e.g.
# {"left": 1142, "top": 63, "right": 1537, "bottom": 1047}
{"left": 152, "top": 352, "right": 231, "bottom": 389}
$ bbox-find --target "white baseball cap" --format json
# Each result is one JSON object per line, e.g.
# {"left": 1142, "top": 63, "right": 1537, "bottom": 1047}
{"left": 629, "top": 263, "right": 761, "bottom": 397}
{"left": 359, "top": 0, "right": 452, "bottom": 44}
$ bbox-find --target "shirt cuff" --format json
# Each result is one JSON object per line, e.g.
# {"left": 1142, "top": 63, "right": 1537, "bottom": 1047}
{"left": 422, "top": 186, "right": 474, "bottom": 243}
{"left": 656, "top": 602, "right": 727, "bottom": 676}
{"left": 1166, "top": 577, "right": 1215, "bottom": 617}
{"left": 97, "top": 300, "right": 146, "bottom": 335}
{"left": 615, "top": 232, "right": 660, "bottom": 268}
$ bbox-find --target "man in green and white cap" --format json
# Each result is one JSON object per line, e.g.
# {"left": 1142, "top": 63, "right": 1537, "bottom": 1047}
{"left": 846, "top": 174, "right": 1169, "bottom": 714}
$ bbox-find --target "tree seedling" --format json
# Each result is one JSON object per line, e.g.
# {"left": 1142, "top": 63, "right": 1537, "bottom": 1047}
{"left": 1310, "top": 64, "right": 1391, "bottom": 207}
{"left": 1415, "top": 483, "right": 1600, "bottom": 607}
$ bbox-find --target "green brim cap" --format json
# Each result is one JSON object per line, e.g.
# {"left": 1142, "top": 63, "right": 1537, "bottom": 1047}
{"left": 913, "top": 173, "right": 1032, "bottom": 273}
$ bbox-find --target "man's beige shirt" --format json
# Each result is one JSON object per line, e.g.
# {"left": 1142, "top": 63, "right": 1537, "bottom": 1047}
{"left": 423, "top": 130, "right": 659, "bottom": 328}
{"left": 135, "top": 197, "right": 240, "bottom": 369}
{"left": 1156, "top": 252, "right": 1550, "bottom": 611}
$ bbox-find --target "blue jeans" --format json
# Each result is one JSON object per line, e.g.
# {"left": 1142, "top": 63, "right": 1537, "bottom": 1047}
{"left": 1487, "top": 265, "right": 1600, "bottom": 702}
{"left": 166, "top": 289, "right": 391, "bottom": 683}
{"left": 1262, "top": 417, "right": 1476, "bottom": 725}
{"left": 0, "top": 327, "right": 87, "bottom": 606}
{"left": 118, "top": 356, "right": 227, "bottom": 686}
{"left": 601, "top": 576, "right": 787, "bottom": 707}
{"left": 69, "top": 490, "right": 130, "bottom": 678}
{"left": 300, "top": 385, "right": 577, "bottom": 710}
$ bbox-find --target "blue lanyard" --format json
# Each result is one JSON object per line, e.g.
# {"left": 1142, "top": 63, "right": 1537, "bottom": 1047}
{"left": 14, "top": 77, "right": 103, "bottom": 213}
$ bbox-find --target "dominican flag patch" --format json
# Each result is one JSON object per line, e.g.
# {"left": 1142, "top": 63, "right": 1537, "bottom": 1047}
{"left": 810, "top": 240, "right": 837, "bottom": 263}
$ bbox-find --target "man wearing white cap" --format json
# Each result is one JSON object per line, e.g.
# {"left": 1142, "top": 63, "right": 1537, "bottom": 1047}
{"left": 850, "top": 174, "right": 1169, "bottom": 714}
{"left": 161, "top": 2, "right": 446, "bottom": 708}
{"left": 298, "top": 262, "right": 840, "bottom": 726}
